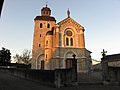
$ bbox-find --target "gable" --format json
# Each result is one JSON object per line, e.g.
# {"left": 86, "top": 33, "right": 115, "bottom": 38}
{"left": 57, "top": 17, "right": 84, "bottom": 30}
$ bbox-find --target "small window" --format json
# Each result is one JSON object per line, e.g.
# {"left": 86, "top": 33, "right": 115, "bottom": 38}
{"left": 46, "top": 40, "right": 48, "bottom": 44}
{"left": 38, "top": 44, "right": 41, "bottom": 47}
{"left": 40, "top": 23, "right": 42, "bottom": 28}
{"left": 44, "top": 11, "right": 45, "bottom": 14}
{"left": 47, "top": 24, "right": 50, "bottom": 28}
{"left": 46, "top": 11, "right": 48, "bottom": 15}
{"left": 40, "top": 34, "right": 41, "bottom": 37}
{"left": 66, "top": 30, "right": 72, "bottom": 36}
{"left": 46, "top": 54, "right": 47, "bottom": 58}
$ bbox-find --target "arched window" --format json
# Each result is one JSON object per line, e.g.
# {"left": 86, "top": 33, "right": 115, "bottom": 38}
{"left": 46, "top": 40, "right": 48, "bottom": 44}
{"left": 66, "top": 38, "right": 69, "bottom": 46}
{"left": 47, "top": 24, "right": 50, "bottom": 28}
{"left": 44, "top": 11, "right": 45, "bottom": 14}
{"left": 70, "top": 38, "right": 73, "bottom": 46}
{"left": 46, "top": 54, "right": 47, "bottom": 58}
{"left": 46, "top": 11, "right": 48, "bottom": 15}
{"left": 65, "top": 28, "right": 74, "bottom": 46}
{"left": 40, "top": 23, "right": 42, "bottom": 28}
{"left": 38, "top": 44, "right": 41, "bottom": 47}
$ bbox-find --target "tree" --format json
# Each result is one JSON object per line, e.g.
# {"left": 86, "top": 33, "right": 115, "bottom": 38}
{"left": 13, "top": 54, "right": 21, "bottom": 63}
{"left": 0, "top": 47, "right": 11, "bottom": 64}
{"left": 13, "top": 49, "right": 31, "bottom": 65}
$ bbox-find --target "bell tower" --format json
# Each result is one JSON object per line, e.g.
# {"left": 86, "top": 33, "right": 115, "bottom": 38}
{"left": 32, "top": 4, "right": 56, "bottom": 69}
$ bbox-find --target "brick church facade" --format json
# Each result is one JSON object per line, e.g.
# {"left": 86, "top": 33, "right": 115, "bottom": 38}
{"left": 31, "top": 4, "right": 92, "bottom": 73}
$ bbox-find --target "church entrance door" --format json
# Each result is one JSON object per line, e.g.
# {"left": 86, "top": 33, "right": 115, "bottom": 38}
{"left": 66, "top": 58, "right": 72, "bottom": 69}
{"left": 41, "top": 60, "right": 44, "bottom": 70}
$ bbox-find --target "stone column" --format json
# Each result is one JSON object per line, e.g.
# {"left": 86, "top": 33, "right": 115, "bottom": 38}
{"left": 55, "top": 25, "right": 60, "bottom": 47}
{"left": 80, "top": 28, "right": 85, "bottom": 48}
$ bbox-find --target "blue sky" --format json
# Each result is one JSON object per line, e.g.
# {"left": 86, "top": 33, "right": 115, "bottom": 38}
{"left": 0, "top": 0, "right": 120, "bottom": 61}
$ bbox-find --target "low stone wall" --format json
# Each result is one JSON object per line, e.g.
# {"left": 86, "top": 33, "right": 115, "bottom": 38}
{"left": 108, "top": 67, "right": 120, "bottom": 82}
{"left": 0, "top": 68, "right": 75, "bottom": 87}
{"left": 0, "top": 68, "right": 55, "bottom": 86}
{"left": 54, "top": 69, "right": 72, "bottom": 87}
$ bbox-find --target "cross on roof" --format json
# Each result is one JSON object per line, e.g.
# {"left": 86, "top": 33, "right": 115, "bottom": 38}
{"left": 46, "top": 0, "right": 48, "bottom": 7}
{"left": 101, "top": 49, "right": 107, "bottom": 57}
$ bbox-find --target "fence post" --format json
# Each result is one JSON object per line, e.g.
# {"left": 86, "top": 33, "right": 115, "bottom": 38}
{"left": 71, "top": 54, "right": 78, "bottom": 85}
{"left": 54, "top": 70, "right": 61, "bottom": 88}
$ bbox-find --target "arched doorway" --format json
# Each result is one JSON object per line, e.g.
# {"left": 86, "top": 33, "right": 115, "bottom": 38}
{"left": 36, "top": 54, "right": 44, "bottom": 69}
{"left": 64, "top": 51, "right": 77, "bottom": 69}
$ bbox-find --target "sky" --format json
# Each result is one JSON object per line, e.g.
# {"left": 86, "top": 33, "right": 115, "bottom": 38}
{"left": 0, "top": 0, "right": 120, "bottom": 62}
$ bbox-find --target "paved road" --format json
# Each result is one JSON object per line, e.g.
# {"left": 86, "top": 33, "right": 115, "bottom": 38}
{"left": 0, "top": 71, "right": 120, "bottom": 90}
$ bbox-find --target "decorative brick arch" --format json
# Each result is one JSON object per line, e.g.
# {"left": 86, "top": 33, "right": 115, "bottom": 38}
{"left": 64, "top": 51, "right": 77, "bottom": 58}
{"left": 64, "top": 26, "right": 78, "bottom": 34}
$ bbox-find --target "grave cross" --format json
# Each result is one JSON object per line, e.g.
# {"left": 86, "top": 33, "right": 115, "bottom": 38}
{"left": 101, "top": 49, "right": 107, "bottom": 58}
{"left": 72, "top": 54, "right": 76, "bottom": 59}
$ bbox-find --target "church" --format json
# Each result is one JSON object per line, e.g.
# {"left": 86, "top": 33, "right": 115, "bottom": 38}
{"left": 31, "top": 4, "right": 92, "bottom": 73}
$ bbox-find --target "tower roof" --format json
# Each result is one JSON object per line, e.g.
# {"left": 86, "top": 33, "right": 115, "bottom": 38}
{"left": 41, "top": 6, "right": 51, "bottom": 12}
{"left": 41, "top": 4, "right": 51, "bottom": 16}
{"left": 34, "top": 16, "right": 56, "bottom": 22}
{"left": 34, "top": 4, "right": 56, "bottom": 22}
